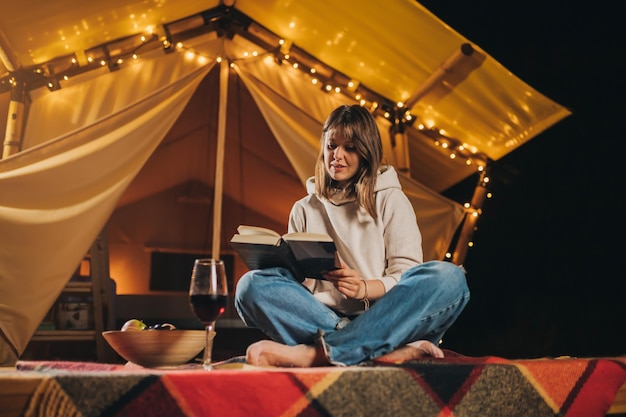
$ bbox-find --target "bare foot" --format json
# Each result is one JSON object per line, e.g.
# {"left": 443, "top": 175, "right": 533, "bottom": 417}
{"left": 374, "top": 340, "right": 444, "bottom": 364}
{"left": 246, "top": 340, "right": 329, "bottom": 367}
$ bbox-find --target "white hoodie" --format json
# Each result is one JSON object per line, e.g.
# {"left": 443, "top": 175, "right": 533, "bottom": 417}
{"left": 288, "top": 166, "right": 423, "bottom": 315}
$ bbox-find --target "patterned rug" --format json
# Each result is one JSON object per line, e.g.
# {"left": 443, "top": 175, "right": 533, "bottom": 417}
{"left": 11, "top": 354, "right": 626, "bottom": 417}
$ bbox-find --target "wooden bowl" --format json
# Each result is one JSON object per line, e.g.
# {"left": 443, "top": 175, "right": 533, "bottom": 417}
{"left": 102, "top": 330, "right": 209, "bottom": 368}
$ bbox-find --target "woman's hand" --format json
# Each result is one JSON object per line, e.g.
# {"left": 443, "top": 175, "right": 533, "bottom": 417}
{"left": 323, "top": 259, "right": 365, "bottom": 300}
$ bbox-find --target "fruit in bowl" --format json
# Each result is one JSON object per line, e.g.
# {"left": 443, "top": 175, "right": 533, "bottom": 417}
{"left": 120, "top": 319, "right": 176, "bottom": 332}
{"left": 103, "top": 319, "right": 208, "bottom": 368}
{"left": 120, "top": 319, "right": 147, "bottom": 331}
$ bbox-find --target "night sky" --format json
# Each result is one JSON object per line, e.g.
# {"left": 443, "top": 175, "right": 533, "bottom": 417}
{"left": 417, "top": 1, "right": 625, "bottom": 358}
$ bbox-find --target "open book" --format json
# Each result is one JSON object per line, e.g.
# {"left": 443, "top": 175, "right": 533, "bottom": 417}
{"left": 229, "top": 225, "right": 338, "bottom": 282}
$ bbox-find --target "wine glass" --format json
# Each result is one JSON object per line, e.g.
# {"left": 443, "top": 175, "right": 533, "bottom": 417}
{"left": 189, "top": 258, "right": 229, "bottom": 370}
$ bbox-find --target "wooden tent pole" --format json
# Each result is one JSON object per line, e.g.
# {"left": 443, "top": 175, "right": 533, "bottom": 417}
{"left": 404, "top": 43, "right": 485, "bottom": 109}
{"left": 212, "top": 59, "right": 229, "bottom": 259}
{"left": 451, "top": 166, "right": 489, "bottom": 265}
{"left": 2, "top": 75, "right": 27, "bottom": 159}
{"left": 0, "top": 25, "right": 26, "bottom": 160}
{"left": 389, "top": 123, "right": 410, "bottom": 174}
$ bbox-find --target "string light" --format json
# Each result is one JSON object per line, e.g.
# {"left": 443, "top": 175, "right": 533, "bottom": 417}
{"left": 417, "top": 125, "right": 488, "bottom": 171}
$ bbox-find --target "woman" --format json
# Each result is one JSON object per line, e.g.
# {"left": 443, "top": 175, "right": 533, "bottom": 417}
{"left": 235, "top": 104, "right": 469, "bottom": 367}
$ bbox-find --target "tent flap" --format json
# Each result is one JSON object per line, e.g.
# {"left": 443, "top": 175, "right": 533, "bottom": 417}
{"left": 0, "top": 50, "right": 210, "bottom": 362}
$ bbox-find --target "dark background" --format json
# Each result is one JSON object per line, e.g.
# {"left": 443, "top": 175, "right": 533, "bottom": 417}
{"left": 418, "top": 0, "right": 625, "bottom": 358}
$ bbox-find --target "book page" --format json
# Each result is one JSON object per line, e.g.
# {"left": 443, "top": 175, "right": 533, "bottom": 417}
{"left": 230, "top": 233, "right": 280, "bottom": 245}
{"left": 237, "top": 225, "right": 282, "bottom": 237}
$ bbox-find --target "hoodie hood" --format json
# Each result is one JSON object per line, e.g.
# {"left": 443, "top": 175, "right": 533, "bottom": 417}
{"left": 305, "top": 165, "right": 401, "bottom": 205}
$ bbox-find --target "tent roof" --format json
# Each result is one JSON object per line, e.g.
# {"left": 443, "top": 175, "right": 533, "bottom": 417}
{"left": 0, "top": 0, "right": 570, "bottom": 191}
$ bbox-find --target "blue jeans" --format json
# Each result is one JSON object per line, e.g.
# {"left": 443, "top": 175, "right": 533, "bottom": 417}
{"left": 234, "top": 260, "right": 470, "bottom": 365}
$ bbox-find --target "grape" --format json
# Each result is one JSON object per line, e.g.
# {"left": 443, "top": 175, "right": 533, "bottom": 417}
{"left": 148, "top": 323, "right": 176, "bottom": 330}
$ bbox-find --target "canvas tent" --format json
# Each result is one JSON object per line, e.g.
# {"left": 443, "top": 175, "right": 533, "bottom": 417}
{"left": 0, "top": 0, "right": 570, "bottom": 365}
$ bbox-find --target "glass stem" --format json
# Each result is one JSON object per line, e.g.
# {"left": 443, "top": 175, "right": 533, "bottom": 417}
{"left": 203, "top": 321, "right": 216, "bottom": 370}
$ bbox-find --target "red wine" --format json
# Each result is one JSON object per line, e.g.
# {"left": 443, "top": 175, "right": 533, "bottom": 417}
{"left": 190, "top": 294, "right": 228, "bottom": 323}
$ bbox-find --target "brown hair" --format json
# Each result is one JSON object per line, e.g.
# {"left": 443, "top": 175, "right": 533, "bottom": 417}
{"left": 314, "top": 104, "right": 383, "bottom": 219}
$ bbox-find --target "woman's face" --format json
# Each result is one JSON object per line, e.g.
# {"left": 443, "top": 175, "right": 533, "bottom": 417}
{"left": 324, "top": 128, "right": 362, "bottom": 187}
